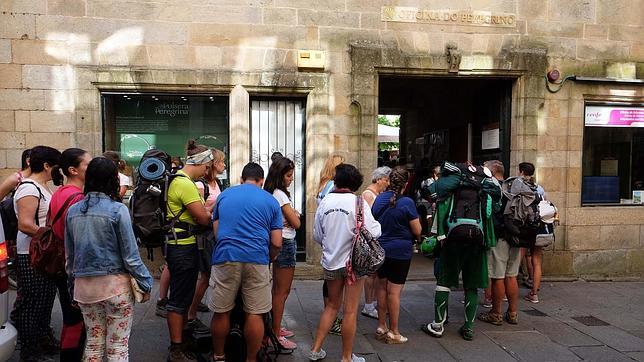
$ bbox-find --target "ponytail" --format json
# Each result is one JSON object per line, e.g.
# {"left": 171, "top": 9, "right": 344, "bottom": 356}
{"left": 51, "top": 166, "right": 64, "bottom": 186}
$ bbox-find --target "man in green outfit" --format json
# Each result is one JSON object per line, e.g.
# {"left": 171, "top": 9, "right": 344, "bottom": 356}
{"left": 421, "top": 161, "right": 500, "bottom": 341}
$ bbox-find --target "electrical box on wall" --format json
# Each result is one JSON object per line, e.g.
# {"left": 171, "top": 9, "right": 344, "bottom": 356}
{"left": 297, "top": 50, "right": 325, "bottom": 69}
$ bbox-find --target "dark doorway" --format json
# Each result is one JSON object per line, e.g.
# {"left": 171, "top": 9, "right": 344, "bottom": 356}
{"left": 378, "top": 76, "right": 513, "bottom": 173}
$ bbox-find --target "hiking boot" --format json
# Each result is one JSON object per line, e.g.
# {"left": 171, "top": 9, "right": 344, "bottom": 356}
{"left": 187, "top": 318, "right": 210, "bottom": 334}
{"left": 524, "top": 292, "right": 539, "bottom": 304}
{"left": 504, "top": 311, "right": 519, "bottom": 325}
{"left": 478, "top": 311, "right": 503, "bottom": 326}
{"left": 277, "top": 336, "right": 297, "bottom": 350}
{"left": 421, "top": 322, "right": 443, "bottom": 338}
{"left": 167, "top": 344, "right": 196, "bottom": 362}
{"left": 39, "top": 328, "right": 60, "bottom": 355}
{"left": 197, "top": 302, "right": 209, "bottom": 313}
{"left": 308, "top": 348, "right": 326, "bottom": 361}
{"left": 279, "top": 327, "right": 294, "bottom": 338}
{"left": 329, "top": 316, "right": 342, "bottom": 336}
{"left": 361, "top": 305, "right": 378, "bottom": 319}
{"left": 458, "top": 326, "right": 474, "bottom": 341}
{"left": 157, "top": 298, "right": 168, "bottom": 318}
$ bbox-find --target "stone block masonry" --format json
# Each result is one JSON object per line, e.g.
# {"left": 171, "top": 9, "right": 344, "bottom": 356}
{"left": 0, "top": 0, "right": 642, "bottom": 279}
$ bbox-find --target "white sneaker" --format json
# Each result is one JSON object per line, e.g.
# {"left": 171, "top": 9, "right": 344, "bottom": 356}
{"left": 349, "top": 354, "right": 366, "bottom": 362}
{"left": 361, "top": 306, "right": 378, "bottom": 319}
{"left": 309, "top": 348, "right": 326, "bottom": 361}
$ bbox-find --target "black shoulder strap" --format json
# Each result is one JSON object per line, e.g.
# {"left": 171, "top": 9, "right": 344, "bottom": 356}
{"left": 196, "top": 178, "right": 210, "bottom": 202}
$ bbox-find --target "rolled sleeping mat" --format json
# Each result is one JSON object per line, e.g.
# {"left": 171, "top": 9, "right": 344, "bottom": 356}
{"left": 139, "top": 157, "right": 166, "bottom": 181}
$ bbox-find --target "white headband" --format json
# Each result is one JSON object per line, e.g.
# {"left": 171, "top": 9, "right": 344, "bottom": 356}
{"left": 185, "top": 149, "right": 214, "bottom": 165}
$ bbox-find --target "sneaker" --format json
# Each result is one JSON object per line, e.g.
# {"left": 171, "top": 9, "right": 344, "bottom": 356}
{"left": 187, "top": 318, "right": 210, "bottom": 334}
{"left": 349, "top": 354, "right": 366, "bottom": 362}
{"left": 361, "top": 306, "right": 378, "bottom": 319}
{"left": 197, "top": 302, "right": 209, "bottom": 313}
{"left": 504, "top": 311, "right": 519, "bottom": 325}
{"left": 277, "top": 336, "right": 297, "bottom": 350}
{"left": 167, "top": 344, "right": 197, "bottom": 362}
{"left": 309, "top": 348, "right": 327, "bottom": 361}
{"left": 482, "top": 298, "right": 492, "bottom": 308}
{"left": 157, "top": 298, "right": 169, "bottom": 318}
{"left": 458, "top": 326, "right": 474, "bottom": 341}
{"left": 329, "top": 316, "right": 342, "bottom": 336}
{"left": 477, "top": 311, "right": 503, "bottom": 326}
{"left": 503, "top": 296, "right": 508, "bottom": 302}
{"left": 524, "top": 292, "right": 539, "bottom": 304}
{"left": 421, "top": 322, "right": 443, "bottom": 338}
{"left": 280, "top": 327, "right": 294, "bottom": 338}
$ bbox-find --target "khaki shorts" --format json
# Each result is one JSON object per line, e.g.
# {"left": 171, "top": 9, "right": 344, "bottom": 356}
{"left": 208, "top": 262, "right": 271, "bottom": 314}
{"left": 487, "top": 238, "right": 521, "bottom": 279}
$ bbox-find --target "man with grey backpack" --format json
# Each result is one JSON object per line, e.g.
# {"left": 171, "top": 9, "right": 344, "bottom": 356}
{"left": 478, "top": 160, "right": 523, "bottom": 326}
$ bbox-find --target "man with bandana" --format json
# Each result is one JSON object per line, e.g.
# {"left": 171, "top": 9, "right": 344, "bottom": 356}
{"left": 166, "top": 140, "right": 215, "bottom": 362}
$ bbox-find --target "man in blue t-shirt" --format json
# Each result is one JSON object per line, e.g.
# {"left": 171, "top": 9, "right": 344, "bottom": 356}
{"left": 208, "top": 162, "right": 283, "bottom": 361}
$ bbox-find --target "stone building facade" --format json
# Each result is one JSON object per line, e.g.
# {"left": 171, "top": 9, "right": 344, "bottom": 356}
{"left": 0, "top": 0, "right": 642, "bottom": 278}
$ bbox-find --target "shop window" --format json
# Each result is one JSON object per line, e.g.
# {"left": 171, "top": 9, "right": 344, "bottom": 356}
{"left": 102, "top": 93, "right": 229, "bottom": 184}
{"left": 582, "top": 104, "right": 644, "bottom": 206}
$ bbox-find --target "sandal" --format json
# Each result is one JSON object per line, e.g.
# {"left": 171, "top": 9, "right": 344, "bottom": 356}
{"left": 478, "top": 311, "right": 503, "bottom": 326}
{"left": 375, "top": 327, "right": 389, "bottom": 341}
{"left": 504, "top": 311, "right": 519, "bottom": 325}
{"left": 385, "top": 331, "right": 408, "bottom": 344}
{"left": 458, "top": 326, "right": 474, "bottom": 341}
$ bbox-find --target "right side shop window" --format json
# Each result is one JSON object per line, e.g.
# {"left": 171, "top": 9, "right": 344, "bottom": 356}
{"left": 582, "top": 104, "right": 644, "bottom": 206}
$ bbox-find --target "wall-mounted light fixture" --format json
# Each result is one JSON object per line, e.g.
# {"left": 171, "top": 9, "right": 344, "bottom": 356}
{"left": 545, "top": 68, "right": 576, "bottom": 93}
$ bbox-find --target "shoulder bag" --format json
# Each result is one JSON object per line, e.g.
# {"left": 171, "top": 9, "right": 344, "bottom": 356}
{"left": 346, "top": 196, "right": 385, "bottom": 284}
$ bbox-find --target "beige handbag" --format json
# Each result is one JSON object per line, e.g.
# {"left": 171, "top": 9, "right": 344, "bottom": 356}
{"left": 130, "top": 277, "right": 145, "bottom": 303}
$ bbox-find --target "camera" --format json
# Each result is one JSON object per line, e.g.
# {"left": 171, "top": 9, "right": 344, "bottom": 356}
{"left": 146, "top": 184, "right": 162, "bottom": 196}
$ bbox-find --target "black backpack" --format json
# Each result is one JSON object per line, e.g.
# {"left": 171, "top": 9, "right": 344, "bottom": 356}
{"left": 0, "top": 181, "right": 43, "bottom": 243}
{"left": 224, "top": 294, "right": 283, "bottom": 362}
{"left": 130, "top": 149, "right": 187, "bottom": 260}
{"left": 446, "top": 163, "right": 487, "bottom": 247}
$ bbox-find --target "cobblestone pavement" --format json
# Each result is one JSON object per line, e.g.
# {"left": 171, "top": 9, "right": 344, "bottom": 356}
{"left": 8, "top": 277, "right": 644, "bottom": 361}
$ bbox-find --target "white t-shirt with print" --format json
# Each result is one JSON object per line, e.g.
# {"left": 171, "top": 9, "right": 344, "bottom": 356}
{"left": 273, "top": 189, "right": 296, "bottom": 240}
{"left": 13, "top": 179, "right": 52, "bottom": 254}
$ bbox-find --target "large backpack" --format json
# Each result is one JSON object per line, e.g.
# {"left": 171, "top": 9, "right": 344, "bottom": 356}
{"left": 502, "top": 177, "right": 542, "bottom": 248}
{"left": 130, "top": 149, "right": 185, "bottom": 260}
{"left": 446, "top": 163, "right": 488, "bottom": 247}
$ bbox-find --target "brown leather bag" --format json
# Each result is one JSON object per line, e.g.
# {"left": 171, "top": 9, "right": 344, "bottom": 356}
{"left": 30, "top": 193, "right": 81, "bottom": 277}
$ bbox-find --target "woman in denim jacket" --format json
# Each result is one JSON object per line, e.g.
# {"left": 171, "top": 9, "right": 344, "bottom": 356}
{"left": 65, "top": 157, "right": 153, "bottom": 361}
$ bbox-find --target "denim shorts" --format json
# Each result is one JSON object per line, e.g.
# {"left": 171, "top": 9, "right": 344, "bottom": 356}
{"left": 274, "top": 238, "right": 296, "bottom": 268}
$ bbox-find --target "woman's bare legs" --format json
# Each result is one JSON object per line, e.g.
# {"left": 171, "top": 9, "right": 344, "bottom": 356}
{"left": 341, "top": 278, "right": 365, "bottom": 362}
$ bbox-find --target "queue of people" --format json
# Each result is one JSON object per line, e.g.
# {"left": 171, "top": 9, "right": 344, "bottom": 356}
{"left": 0, "top": 143, "right": 552, "bottom": 362}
